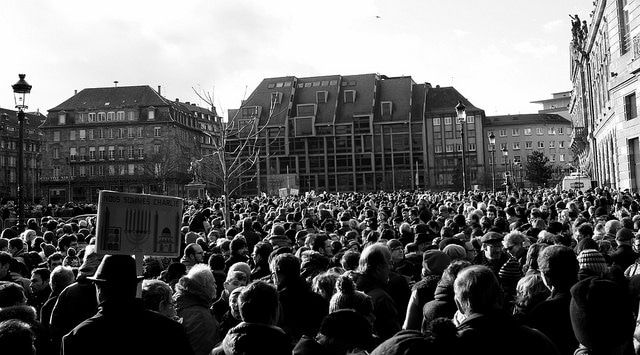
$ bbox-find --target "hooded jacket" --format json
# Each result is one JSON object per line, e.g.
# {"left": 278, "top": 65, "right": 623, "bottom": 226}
{"left": 211, "top": 322, "right": 291, "bottom": 355}
{"left": 175, "top": 276, "right": 220, "bottom": 355}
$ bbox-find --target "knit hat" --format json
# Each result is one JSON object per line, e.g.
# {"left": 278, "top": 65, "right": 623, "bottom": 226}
{"left": 442, "top": 244, "right": 466, "bottom": 261}
{"left": 329, "top": 275, "right": 374, "bottom": 317}
{"left": 570, "top": 276, "right": 635, "bottom": 350}
{"left": 78, "top": 245, "right": 104, "bottom": 278}
{"left": 498, "top": 258, "right": 523, "bottom": 291}
{"left": 227, "top": 262, "right": 251, "bottom": 282}
{"left": 594, "top": 207, "right": 608, "bottom": 218}
{"left": 577, "top": 249, "right": 608, "bottom": 275}
{"left": 185, "top": 231, "right": 199, "bottom": 244}
{"left": 422, "top": 250, "right": 450, "bottom": 275}
{"left": 616, "top": 228, "right": 634, "bottom": 242}
{"left": 42, "top": 243, "right": 56, "bottom": 258}
{"left": 319, "top": 309, "right": 374, "bottom": 351}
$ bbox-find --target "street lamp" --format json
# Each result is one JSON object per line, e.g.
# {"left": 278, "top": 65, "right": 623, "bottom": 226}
{"left": 455, "top": 101, "right": 467, "bottom": 192}
{"left": 12, "top": 74, "right": 32, "bottom": 232}
{"left": 502, "top": 147, "right": 510, "bottom": 195}
{"left": 488, "top": 132, "right": 496, "bottom": 194}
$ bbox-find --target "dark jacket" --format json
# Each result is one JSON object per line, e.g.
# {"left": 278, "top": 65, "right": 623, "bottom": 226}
{"left": 175, "top": 276, "right": 221, "bottom": 355}
{"left": 422, "top": 281, "right": 457, "bottom": 328}
{"left": 211, "top": 322, "right": 291, "bottom": 355}
{"left": 526, "top": 289, "right": 577, "bottom": 355}
{"left": 611, "top": 244, "right": 639, "bottom": 272}
{"left": 403, "top": 274, "right": 440, "bottom": 330}
{"left": 355, "top": 272, "right": 401, "bottom": 341}
{"left": 49, "top": 276, "right": 98, "bottom": 351}
{"left": 61, "top": 300, "right": 194, "bottom": 355}
{"left": 277, "top": 276, "right": 328, "bottom": 344}
{"left": 457, "top": 310, "right": 560, "bottom": 355}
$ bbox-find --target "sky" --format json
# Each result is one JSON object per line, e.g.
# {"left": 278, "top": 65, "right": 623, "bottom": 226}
{"left": 1, "top": 0, "right": 594, "bottom": 120}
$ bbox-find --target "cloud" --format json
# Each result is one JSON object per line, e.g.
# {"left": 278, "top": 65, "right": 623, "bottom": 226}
{"left": 514, "top": 40, "right": 557, "bottom": 58}
{"left": 453, "top": 29, "right": 470, "bottom": 38}
{"left": 543, "top": 19, "right": 564, "bottom": 33}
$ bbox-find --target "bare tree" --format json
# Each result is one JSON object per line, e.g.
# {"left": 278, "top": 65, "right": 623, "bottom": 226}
{"left": 192, "top": 87, "right": 285, "bottom": 229}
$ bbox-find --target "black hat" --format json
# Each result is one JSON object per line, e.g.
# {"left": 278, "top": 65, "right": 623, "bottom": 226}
{"left": 480, "top": 231, "right": 503, "bottom": 244}
{"left": 87, "top": 254, "right": 144, "bottom": 285}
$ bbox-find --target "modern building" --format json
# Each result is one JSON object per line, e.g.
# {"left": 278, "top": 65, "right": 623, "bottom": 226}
{"left": 530, "top": 91, "right": 572, "bottom": 120}
{"left": 40, "top": 85, "right": 219, "bottom": 204}
{"left": 0, "top": 108, "right": 45, "bottom": 203}
{"left": 569, "top": 0, "right": 640, "bottom": 190}
{"left": 227, "top": 73, "right": 486, "bottom": 195}
{"left": 483, "top": 114, "right": 574, "bottom": 189}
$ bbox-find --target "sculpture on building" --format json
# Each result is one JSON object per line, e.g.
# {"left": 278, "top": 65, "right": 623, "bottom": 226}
{"left": 188, "top": 158, "right": 202, "bottom": 183}
{"left": 570, "top": 14, "right": 583, "bottom": 49}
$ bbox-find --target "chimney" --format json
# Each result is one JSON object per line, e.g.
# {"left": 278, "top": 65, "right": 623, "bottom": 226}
{"left": 114, "top": 81, "right": 118, "bottom": 87}
{"left": 186, "top": 102, "right": 190, "bottom": 105}
{"left": 175, "top": 98, "right": 179, "bottom": 102}
{"left": 158, "top": 86, "right": 161, "bottom": 95}
{"left": 74, "top": 90, "right": 78, "bottom": 95}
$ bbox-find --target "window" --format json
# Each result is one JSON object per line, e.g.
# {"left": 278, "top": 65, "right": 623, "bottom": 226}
{"left": 79, "top": 147, "right": 86, "bottom": 161}
{"left": 128, "top": 127, "right": 135, "bottom": 138}
{"left": 433, "top": 117, "right": 441, "bottom": 126}
{"left": 98, "top": 129, "right": 104, "bottom": 139}
{"left": 128, "top": 164, "right": 135, "bottom": 175}
{"left": 537, "top": 141, "right": 544, "bottom": 148}
{"left": 467, "top": 115, "right": 475, "bottom": 124}
{"left": 108, "top": 128, "right": 114, "bottom": 139}
{"left": 154, "top": 127, "right": 161, "bottom": 137}
{"left": 499, "top": 129, "right": 507, "bottom": 137}
{"left": 560, "top": 154, "right": 566, "bottom": 162}
{"left": 625, "top": 93, "right": 637, "bottom": 120}
{"left": 550, "top": 154, "right": 556, "bottom": 162}
{"left": 118, "top": 146, "right": 125, "bottom": 159}
{"left": 137, "top": 147, "right": 144, "bottom": 159}
{"left": 88, "top": 129, "right": 94, "bottom": 140}
{"left": 70, "top": 130, "right": 76, "bottom": 141}
{"left": 127, "top": 112, "right": 135, "bottom": 121}
{"left": 446, "top": 144, "right": 454, "bottom": 152}
{"left": 53, "top": 166, "right": 61, "bottom": 178}
{"left": 354, "top": 117, "right": 371, "bottom": 134}
{"left": 79, "top": 130, "right": 86, "bottom": 140}
{"left": 107, "top": 112, "right": 115, "bottom": 121}
{"left": 108, "top": 146, "right": 115, "bottom": 160}
{"left": 148, "top": 108, "right": 155, "bottom": 120}
{"left": 294, "top": 117, "right": 314, "bottom": 136}
{"left": 316, "top": 91, "right": 328, "bottom": 104}
{"left": 524, "top": 128, "right": 532, "bottom": 135}
{"left": 435, "top": 145, "right": 442, "bottom": 153}
{"left": 137, "top": 127, "right": 144, "bottom": 138}
{"left": 513, "top": 142, "right": 520, "bottom": 150}
{"left": 98, "top": 166, "right": 105, "bottom": 176}
{"left": 297, "top": 104, "right": 316, "bottom": 117}
{"left": 89, "top": 113, "right": 96, "bottom": 122}
{"left": 117, "top": 111, "right": 125, "bottom": 121}
{"left": 381, "top": 101, "right": 392, "bottom": 117}
{"left": 58, "top": 113, "right": 66, "bottom": 125}
{"left": 89, "top": 147, "right": 96, "bottom": 160}
{"left": 128, "top": 146, "right": 135, "bottom": 159}
{"left": 53, "top": 131, "right": 60, "bottom": 142}
{"left": 241, "top": 106, "right": 259, "bottom": 119}
{"left": 559, "top": 141, "right": 565, "bottom": 148}
{"left": 118, "top": 128, "right": 125, "bottom": 139}
{"left": 153, "top": 145, "right": 160, "bottom": 154}
{"left": 536, "top": 127, "right": 544, "bottom": 135}
{"left": 271, "top": 92, "right": 282, "bottom": 104}
{"left": 344, "top": 90, "right": 356, "bottom": 103}
{"left": 98, "top": 112, "right": 106, "bottom": 121}
{"left": 444, "top": 117, "right": 452, "bottom": 125}
{"left": 526, "top": 141, "right": 533, "bottom": 149}
{"left": 558, "top": 127, "right": 564, "bottom": 134}
{"left": 69, "top": 147, "right": 77, "bottom": 161}
{"left": 79, "top": 166, "right": 86, "bottom": 177}
{"left": 549, "top": 141, "right": 555, "bottom": 148}
{"left": 53, "top": 148, "right": 60, "bottom": 159}
{"left": 99, "top": 147, "right": 105, "bottom": 160}
{"left": 500, "top": 143, "right": 507, "bottom": 151}
{"left": 469, "top": 143, "right": 476, "bottom": 151}
{"left": 619, "top": 0, "right": 630, "bottom": 54}
{"left": 548, "top": 127, "right": 556, "bottom": 134}
{"left": 512, "top": 128, "right": 520, "bottom": 136}
{"left": 456, "top": 143, "right": 462, "bottom": 152}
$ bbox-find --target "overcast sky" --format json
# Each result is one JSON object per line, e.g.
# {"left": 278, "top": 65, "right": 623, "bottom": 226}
{"left": 2, "top": 0, "right": 593, "bottom": 119}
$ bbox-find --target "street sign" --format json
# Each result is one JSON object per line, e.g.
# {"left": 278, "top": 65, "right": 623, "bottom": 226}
{"left": 96, "top": 190, "right": 183, "bottom": 257}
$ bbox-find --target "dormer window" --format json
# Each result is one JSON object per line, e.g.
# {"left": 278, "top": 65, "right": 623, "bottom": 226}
{"left": 148, "top": 107, "right": 155, "bottom": 120}
{"left": 297, "top": 104, "right": 316, "bottom": 117}
{"left": 58, "top": 112, "right": 66, "bottom": 125}
{"left": 344, "top": 90, "right": 356, "bottom": 103}
{"left": 316, "top": 91, "right": 328, "bottom": 104}
{"left": 381, "top": 101, "right": 392, "bottom": 117}
{"left": 271, "top": 92, "right": 282, "bottom": 105}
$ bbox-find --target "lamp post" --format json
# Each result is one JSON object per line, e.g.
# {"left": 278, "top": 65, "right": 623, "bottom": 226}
{"left": 455, "top": 101, "right": 467, "bottom": 192}
{"left": 502, "top": 147, "right": 510, "bottom": 195}
{"left": 488, "top": 132, "right": 496, "bottom": 194}
{"left": 12, "top": 74, "right": 32, "bottom": 232}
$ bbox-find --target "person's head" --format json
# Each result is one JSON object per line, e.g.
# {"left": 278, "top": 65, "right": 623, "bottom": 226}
{"left": 537, "top": 245, "right": 578, "bottom": 291}
{"left": 316, "top": 309, "right": 375, "bottom": 354}
{"left": 142, "top": 279, "right": 176, "bottom": 319}
{"left": 223, "top": 270, "right": 248, "bottom": 295}
{"left": 238, "top": 280, "right": 279, "bottom": 325}
{"left": 251, "top": 242, "right": 272, "bottom": 266}
{"left": 0, "top": 252, "right": 12, "bottom": 279}
{"left": 386, "top": 239, "right": 404, "bottom": 263}
{"left": 57, "top": 234, "right": 78, "bottom": 254}
{"left": 230, "top": 237, "right": 248, "bottom": 257}
{"left": 184, "top": 242, "right": 204, "bottom": 264}
{"left": 357, "top": 244, "right": 392, "bottom": 284}
{"left": 29, "top": 268, "right": 50, "bottom": 294}
{"left": 49, "top": 265, "right": 75, "bottom": 294}
{"left": 422, "top": 250, "right": 450, "bottom": 277}
{"left": 454, "top": 265, "right": 503, "bottom": 316}
{"left": 574, "top": 222, "right": 594, "bottom": 241}
{"left": 615, "top": 228, "right": 635, "bottom": 246}
{"left": 176, "top": 263, "right": 217, "bottom": 302}
{"left": 0, "top": 281, "right": 27, "bottom": 307}
{"left": 269, "top": 253, "right": 301, "bottom": 286}
{"left": 480, "top": 232, "right": 504, "bottom": 261}
{"left": 0, "top": 319, "right": 36, "bottom": 355}
{"left": 8, "top": 237, "right": 25, "bottom": 256}
{"left": 312, "top": 233, "right": 334, "bottom": 257}
{"left": 340, "top": 250, "right": 360, "bottom": 271}
{"left": 502, "top": 231, "right": 525, "bottom": 257}
{"left": 88, "top": 254, "right": 144, "bottom": 302}
{"left": 228, "top": 286, "right": 245, "bottom": 320}
{"left": 514, "top": 273, "right": 550, "bottom": 315}
{"left": 312, "top": 271, "right": 340, "bottom": 301}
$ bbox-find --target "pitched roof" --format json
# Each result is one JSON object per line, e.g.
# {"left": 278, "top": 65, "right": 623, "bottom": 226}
{"left": 425, "top": 86, "right": 481, "bottom": 114}
{"left": 49, "top": 85, "right": 168, "bottom": 111}
{"left": 484, "top": 113, "right": 571, "bottom": 126}
{"left": 0, "top": 107, "right": 46, "bottom": 129}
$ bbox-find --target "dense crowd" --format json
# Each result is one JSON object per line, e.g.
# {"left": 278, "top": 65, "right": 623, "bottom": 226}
{"left": 1, "top": 186, "right": 640, "bottom": 354}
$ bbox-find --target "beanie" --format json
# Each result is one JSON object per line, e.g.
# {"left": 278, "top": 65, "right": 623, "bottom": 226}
{"left": 319, "top": 309, "right": 374, "bottom": 351}
{"left": 442, "top": 244, "right": 466, "bottom": 261}
{"left": 577, "top": 249, "right": 608, "bottom": 275}
{"left": 422, "top": 250, "right": 450, "bottom": 275}
{"left": 570, "top": 276, "right": 635, "bottom": 350}
{"left": 498, "top": 258, "right": 523, "bottom": 290}
{"left": 185, "top": 231, "right": 199, "bottom": 244}
{"left": 329, "top": 275, "right": 374, "bottom": 317}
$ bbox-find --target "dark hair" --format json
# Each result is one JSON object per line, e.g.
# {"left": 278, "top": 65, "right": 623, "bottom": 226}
{"left": 537, "top": 245, "right": 578, "bottom": 290}
{"left": 239, "top": 280, "right": 279, "bottom": 324}
{"left": 340, "top": 250, "right": 361, "bottom": 271}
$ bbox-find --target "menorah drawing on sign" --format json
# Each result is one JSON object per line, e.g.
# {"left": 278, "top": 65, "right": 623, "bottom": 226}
{"left": 125, "top": 209, "right": 151, "bottom": 252}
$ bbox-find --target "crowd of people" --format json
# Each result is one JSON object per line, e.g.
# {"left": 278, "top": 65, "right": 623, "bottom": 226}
{"left": 1, "top": 186, "right": 640, "bottom": 354}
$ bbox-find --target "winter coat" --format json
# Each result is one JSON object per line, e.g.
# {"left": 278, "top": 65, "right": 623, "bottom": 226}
{"left": 402, "top": 274, "right": 440, "bottom": 330}
{"left": 210, "top": 322, "right": 291, "bottom": 355}
{"left": 61, "top": 299, "right": 193, "bottom": 355}
{"left": 422, "top": 281, "right": 457, "bottom": 327}
{"left": 277, "top": 276, "right": 328, "bottom": 344}
{"left": 49, "top": 276, "right": 98, "bottom": 351}
{"left": 526, "top": 289, "right": 577, "bottom": 355}
{"left": 355, "top": 272, "right": 401, "bottom": 341}
{"left": 175, "top": 276, "right": 221, "bottom": 355}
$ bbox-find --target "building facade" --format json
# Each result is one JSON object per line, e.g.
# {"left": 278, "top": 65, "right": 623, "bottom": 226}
{"left": 0, "top": 108, "right": 45, "bottom": 203}
{"left": 483, "top": 114, "right": 574, "bottom": 189}
{"left": 530, "top": 91, "right": 572, "bottom": 120}
{"left": 40, "top": 85, "right": 219, "bottom": 204}
{"left": 569, "top": 0, "right": 640, "bottom": 190}
{"left": 227, "top": 73, "right": 486, "bottom": 195}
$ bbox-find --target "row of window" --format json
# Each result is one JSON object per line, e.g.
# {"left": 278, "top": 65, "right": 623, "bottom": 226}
{"left": 60, "top": 108, "right": 155, "bottom": 125}
{"left": 486, "top": 127, "right": 568, "bottom": 136}
{"left": 52, "top": 126, "right": 162, "bottom": 142}
{"left": 492, "top": 141, "right": 567, "bottom": 150}
{"left": 433, "top": 116, "right": 477, "bottom": 125}
{"left": 53, "top": 163, "right": 142, "bottom": 178}
{"left": 434, "top": 143, "right": 478, "bottom": 153}
{"left": 52, "top": 145, "right": 152, "bottom": 161}
{"left": 488, "top": 153, "right": 566, "bottom": 164}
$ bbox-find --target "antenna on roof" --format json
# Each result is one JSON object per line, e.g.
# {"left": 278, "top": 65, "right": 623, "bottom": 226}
{"left": 114, "top": 81, "right": 119, "bottom": 87}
